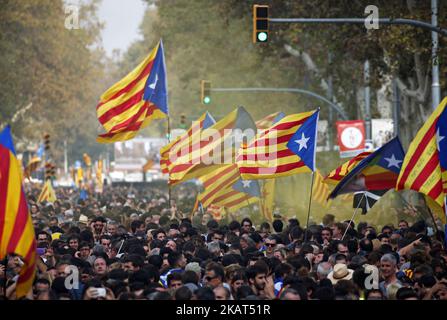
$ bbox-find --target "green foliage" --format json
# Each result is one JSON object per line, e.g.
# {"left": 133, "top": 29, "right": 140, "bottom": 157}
{"left": 0, "top": 0, "right": 106, "bottom": 162}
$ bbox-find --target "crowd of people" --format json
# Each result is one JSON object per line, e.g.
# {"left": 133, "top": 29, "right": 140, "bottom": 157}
{"left": 1, "top": 184, "right": 447, "bottom": 301}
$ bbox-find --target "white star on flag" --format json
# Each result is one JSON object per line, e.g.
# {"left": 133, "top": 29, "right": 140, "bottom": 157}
{"left": 295, "top": 133, "right": 310, "bottom": 151}
{"left": 436, "top": 128, "right": 445, "bottom": 151}
{"left": 148, "top": 73, "right": 158, "bottom": 90}
{"left": 384, "top": 154, "right": 402, "bottom": 169}
{"left": 242, "top": 180, "right": 252, "bottom": 188}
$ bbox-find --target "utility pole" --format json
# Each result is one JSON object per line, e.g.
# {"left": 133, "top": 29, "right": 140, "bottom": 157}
{"left": 327, "top": 53, "right": 334, "bottom": 150}
{"left": 432, "top": 0, "right": 441, "bottom": 110}
{"left": 364, "top": 60, "right": 371, "bottom": 140}
{"left": 392, "top": 79, "right": 400, "bottom": 137}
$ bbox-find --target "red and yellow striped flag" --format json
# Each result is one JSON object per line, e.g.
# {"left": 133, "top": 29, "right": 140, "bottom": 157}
{"left": 237, "top": 110, "right": 318, "bottom": 179}
{"left": 196, "top": 164, "right": 241, "bottom": 208}
{"left": 212, "top": 188, "right": 260, "bottom": 213}
{"left": 37, "top": 180, "right": 57, "bottom": 203}
{"left": 324, "top": 152, "right": 371, "bottom": 185}
{"left": 96, "top": 40, "right": 168, "bottom": 143}
{"left": 0, "top": 126, "right": 36, "bottom": 298}
{"left": 397, "top": 97, "right": 447, "bottom": 220}
{"left": 160, "top": 112, "right": 215, "bottom": 180}
{"left": 256, "top": 112, "right": 285, "bottom": 130}
{"left": 168, "top": 107, "right": 256, "bottom": 184}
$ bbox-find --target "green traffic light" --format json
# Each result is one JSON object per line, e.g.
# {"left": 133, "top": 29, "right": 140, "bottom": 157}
{"left": 257, "top": 32, "right": 268, "bottom": 42}
{"left": 203, "top": 96, "right": 211, "bottom": 104}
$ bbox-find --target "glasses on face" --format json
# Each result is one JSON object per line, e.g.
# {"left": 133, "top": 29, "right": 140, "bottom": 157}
{"left": 205, "top": 275, "right": 218, "bottom": 282}
{"left": 265, "top": 243, "right": 276, "bottom": 247}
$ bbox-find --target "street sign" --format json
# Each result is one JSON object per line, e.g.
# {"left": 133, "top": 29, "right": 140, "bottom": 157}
{"left": 336, "top": 120, "right": 366, "bottom": 158}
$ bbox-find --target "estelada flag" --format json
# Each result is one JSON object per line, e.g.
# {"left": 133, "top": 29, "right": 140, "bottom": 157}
{"left": 160, "top": 112, "right": 215, "bottom": 180}
{"left": 168, "top": 106, "right": 256, "bottom": 183}
{"left": 96, "top": 40, "right": 168, "bottom": 143}
{"left": 397, "top": 97, "right": 447, "bottom": 222}
{"left": 212, "top": 178, "right": 261, "bottom": 213}
{"left": 324, "top": 152, "right": 371, "bottom": 185}
{"left": 329, "top": 137, "right": 405, "bottom": 199}
{"left": 0, "top": 125, "right": 36, "bottom": 298}
{"left": 237, "top": 109, "right": 319, "bottom": 179}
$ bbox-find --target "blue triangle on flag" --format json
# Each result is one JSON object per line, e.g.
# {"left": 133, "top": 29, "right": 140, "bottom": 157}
{"left": 232, "top": 179, "right": 261, "bottom": 197}
{"left": 0, "top": 125, "right": 16, "bottom": 155}
{"left": 143, "top": 39, "right": 168, "bottom": 115}
{"left": 286, "top": 110, "right": 319, "bottom": 171}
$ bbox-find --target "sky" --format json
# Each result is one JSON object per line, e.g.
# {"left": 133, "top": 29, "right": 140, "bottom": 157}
{"left": 97, "top": 0, "right": 147, "bottom": 56}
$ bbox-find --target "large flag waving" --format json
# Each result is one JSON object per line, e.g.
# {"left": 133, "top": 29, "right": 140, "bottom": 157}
{"left": 397, "top": 97, "right": 447, "bottom": 219}
{"left": 329, "top": 136, "right": 405, "bottom": 199}
{"left": 237, "top": 109, "right": 319, "bottom": 179}
{"left": 324, "top": 152, "right": 371, "bottom": 185}
{"left": 0, "top": 126, "right": 36, "bottom": 298}
{"left": 160, "top": 112, "right": 215, "bottom": 180}
{"left": 168, "top": 106, "right": 256, "bottom": 183}
{"left": 96, "top": 40, "right": 168, "bottom": 143}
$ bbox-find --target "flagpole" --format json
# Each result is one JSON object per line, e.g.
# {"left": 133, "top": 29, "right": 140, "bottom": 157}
{"left": 304, "top": 171, "right": 316, "bottom": 242}
{"left": 341, "top": 192, "right": 366, "bottom": 241}
{"left": 421, "top": 195, "right": 441, "bottom": 236}
{"left": 167, "top": 116, "right": 172, "bottom": 205}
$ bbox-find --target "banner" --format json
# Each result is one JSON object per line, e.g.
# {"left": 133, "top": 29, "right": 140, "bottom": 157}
{"left": 336, "top": 120, "right": 366, "bottom": 158}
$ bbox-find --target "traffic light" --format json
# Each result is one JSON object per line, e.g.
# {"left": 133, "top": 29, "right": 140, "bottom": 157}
{"left": 180, "top": 114, "right": 187, "bottom": 129}
{"left": 201, "top": 80, "right": 211, "bottom": 104}
{"left": 43, "top": 133, "right": 50, "bottom": 151}
{"left": 253, "top": 5, "right": 269, "bottom": 43}
{"left": 45, "top": 162, "right": 52, "bottom": 180}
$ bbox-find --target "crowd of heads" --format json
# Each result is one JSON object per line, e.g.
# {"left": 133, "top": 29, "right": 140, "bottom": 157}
{"left": 2, "top": 185, "right": 447, "bottom": 301}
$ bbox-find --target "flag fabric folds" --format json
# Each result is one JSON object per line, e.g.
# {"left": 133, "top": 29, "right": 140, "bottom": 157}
{"left": 313, "top": 169, "right": 331, "bottom": 207}
{"left": 329, "top": 136, "right": 405, "bottom": 199}
{"left": 324, "top": 152, "right": 371, "bottom": 185}
{"left": 37, "top": 180, "right": 57, "bottom": 203}
{"left": 160, "top": 112, "right": 215, "bottom": 181}
{"left": 196, "top": 164, "right": 241, "bottom": 208}
{"left": 96, "top": 40, "right": 168, "bottom": 143}
{"left": 260, "top": 179, "right": 275, "bottom": 222}
{"left": 168, "top": 106, "right": 257, "bottom": 183}
{"left": 256, "top": 112, "right": 285, "bottom": 130}
{"left": 0, "top": 125, "right": 36, "bottom": 298}
{"left": 212, "top": 179, "right": 260, "bottom": 213}
{"left": 237, "top": 109, "right": 319, "bottom": 179}
{"left": 397, "top": 97, "right": 447, "bottom": 217}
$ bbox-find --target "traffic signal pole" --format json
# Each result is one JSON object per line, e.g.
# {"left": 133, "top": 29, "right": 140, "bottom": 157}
{"left": 268, "top": 8, "right": 446, "bottom": 110}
